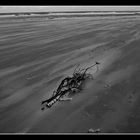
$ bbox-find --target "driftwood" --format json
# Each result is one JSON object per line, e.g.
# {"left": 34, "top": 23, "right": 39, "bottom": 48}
{"left": 41, "top": 61, "right": 100, "bottom": 111}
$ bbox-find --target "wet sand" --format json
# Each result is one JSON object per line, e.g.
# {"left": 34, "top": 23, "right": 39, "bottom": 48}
{"left": 0, "top": 15, "right": 140, "bottom": 133}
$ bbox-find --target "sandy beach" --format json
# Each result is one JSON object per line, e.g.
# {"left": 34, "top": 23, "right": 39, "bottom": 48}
{"left": 0, "top": 15, "right": 140, "bottom": 133}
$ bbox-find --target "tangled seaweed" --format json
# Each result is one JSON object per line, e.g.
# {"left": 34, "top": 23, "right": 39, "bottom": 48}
{"left": 41, "top": 61, "right": 100, "bottom": 111}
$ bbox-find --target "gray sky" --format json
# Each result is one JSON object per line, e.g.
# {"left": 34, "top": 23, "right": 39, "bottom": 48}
{"left": 0, "top": 6, "right": 140, "bottom": 13}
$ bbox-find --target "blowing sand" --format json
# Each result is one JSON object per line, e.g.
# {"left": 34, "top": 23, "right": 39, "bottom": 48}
{"left": 0, "top": 15, "right": 140, "bottom": 133}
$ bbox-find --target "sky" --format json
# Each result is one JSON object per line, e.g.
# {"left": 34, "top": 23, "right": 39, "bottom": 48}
{"left": 0, "top": 6, "right": 140, "bottom": 13}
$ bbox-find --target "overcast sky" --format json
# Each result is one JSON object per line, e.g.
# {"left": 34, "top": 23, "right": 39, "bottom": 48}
{"left": 0, "top": 6, "right": 140, "bottom": 13}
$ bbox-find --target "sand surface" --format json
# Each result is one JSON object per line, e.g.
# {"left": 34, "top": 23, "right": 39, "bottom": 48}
{"left": 0, "top": 15, "right": 140, "bottom": 133}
